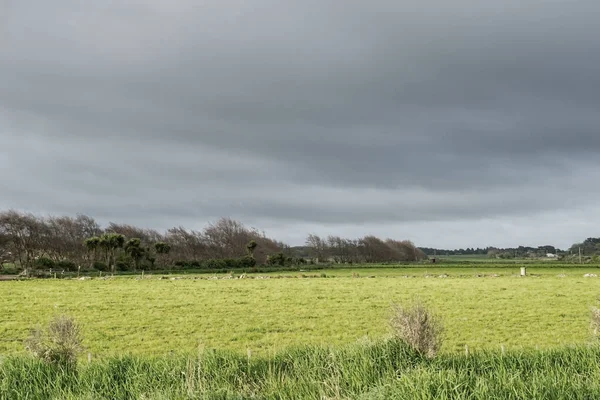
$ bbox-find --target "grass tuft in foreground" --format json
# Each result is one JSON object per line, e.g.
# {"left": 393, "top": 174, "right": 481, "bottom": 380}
{"left": 2, "top": 340, "right": 600, "bottom": 399}
{"left": 24, "top": 315, "right": 83, "bottom": 367}
{"left": 390, "top": 299, "right": 443, "bottom": 358}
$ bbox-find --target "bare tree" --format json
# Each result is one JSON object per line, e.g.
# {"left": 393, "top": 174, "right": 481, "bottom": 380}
{"left": 0, "top": 231, "right": 11, "bottom": 266}
{"left": 106, "top": 223, "right": 162, "bottom": 244}
{"left": 0, "top": 210, "right": 47, "bottom": 271}
{"left": 165, "top": 227, "right": 207, "bottom": 260}
{"left": 204, "top": 218, "right": 249, "bottom": 258}
{"left": 305, "top": 234, "right": 326, "bottom": 263}
{"left": 359, "top": 236, "right": 392, "bottom": 263}
{"left": 44, "top": 215, "right": 99, "bottom": 264}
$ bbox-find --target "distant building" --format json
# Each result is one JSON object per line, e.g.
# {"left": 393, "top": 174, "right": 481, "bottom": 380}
{"left": 546, "top": 253, "right": 557, "bottom": 258}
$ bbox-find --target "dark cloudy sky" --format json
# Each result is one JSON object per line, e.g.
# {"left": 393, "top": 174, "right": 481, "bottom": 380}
{"left": 1, "top": 1, "right": 599, "bottom": 249}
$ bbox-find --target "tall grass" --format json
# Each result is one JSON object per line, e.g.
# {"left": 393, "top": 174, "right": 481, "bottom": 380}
{"left": 2, "top": 340, "right": 600, "bottom": 399}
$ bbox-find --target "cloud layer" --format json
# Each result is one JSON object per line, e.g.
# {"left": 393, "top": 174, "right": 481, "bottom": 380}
{"left": 2, "top": 0, "right": 600, "bottom": 248}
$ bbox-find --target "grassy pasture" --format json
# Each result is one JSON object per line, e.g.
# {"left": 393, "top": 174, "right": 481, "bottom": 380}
{"left": 434, "top": 254, "right": 506, "bottom": 262}
{"left": 1, "top": 266, "right": 599, "bottom": 358}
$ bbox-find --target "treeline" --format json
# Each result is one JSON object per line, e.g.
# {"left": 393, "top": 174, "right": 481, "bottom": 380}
{"left": 559, "top": 238, "right": 600, "bottom": 262}
{"left": 0, "top": 211, "right": 283, "bottom": 274}
{"left": 421, "top": 245, "right": 562, "bottom": 259}
{"left": 419, "top": 247, "right": 491, "bottom": 256}
{"left": 568, "top": 238, "right": 600, "bottom": 256}
{"left": 304, "top": 234, "right": 426, "bottom": 263}
{"left": 0, "top": 210, "right": 425, "bottom": 274}
{"left": 487, "top": 245, "right": 561, "bottom": 259}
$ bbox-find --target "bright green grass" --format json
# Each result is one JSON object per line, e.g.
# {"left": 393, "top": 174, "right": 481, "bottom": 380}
{"left": 437, "top": 254, "right": 561, "bottom": 262}
{"left": 259, "top": 265, "right": 598, "bottom": 277}
{"left": 1, "top": 267, "right": 599, "bottom": 357}
{"left": 437, "top": 254, "right": 505, "bottom": 262}
{"left": 2, "top": 343, "right": 600, "bottom": 399}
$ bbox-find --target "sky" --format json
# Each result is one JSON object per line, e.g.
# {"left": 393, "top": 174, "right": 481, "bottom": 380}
{"left": 1, "top": 1, "right": 600, "bottom": 249}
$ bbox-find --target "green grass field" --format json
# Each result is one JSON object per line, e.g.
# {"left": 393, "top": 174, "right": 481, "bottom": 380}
{"left": 430, "top": 255, "right": 563, "bottom": 263}
{"left": 2, "top": 266, "right": 599, "bottom": 358}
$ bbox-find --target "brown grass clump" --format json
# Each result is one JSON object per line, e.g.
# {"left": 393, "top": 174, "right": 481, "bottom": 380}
{"left": 390, "top": 300, "right": 443, "bottom": 358}
{"left": 592, "top": 307, "right": 600, "bottom": 338}
{"left": 25, "top": 315, "right": 83, "bottom": 366}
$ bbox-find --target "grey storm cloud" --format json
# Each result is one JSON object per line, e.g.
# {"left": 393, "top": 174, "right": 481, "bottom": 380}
{"left": 1, "top": 0, "right": 600, "bottom": 248}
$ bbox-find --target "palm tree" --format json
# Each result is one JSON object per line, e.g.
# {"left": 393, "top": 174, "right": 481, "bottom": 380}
{"left": 154, "top": 242, "right": 171, "bottom": 269}
{"left": 99, "top": 233, "right": 125, "bottom": 274}
{"left": 98, "top": 235, "right": 111, "bottom": 268}
{"left": 124, "top": 238, "right": 144, "bottom": 272}
{"left": 84, "top": 236, "right": 100, "bottom": 269}
{"left": 246, "top": 240, "right": 258, "bottom": 258}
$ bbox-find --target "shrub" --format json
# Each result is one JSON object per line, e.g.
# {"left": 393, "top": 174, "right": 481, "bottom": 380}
{"left": 174, "top": 260, "right": 186, "bottom": 268}
{"left": 238, "top": 255, "right": 256, "bottom": 269}
{"left": 26, "top": 269, "right": 52, "bottom": 279}
{"left": 389, "top": 300, "right": 443, "bottom": 358}
{"left": 25, "top": 315, "right": 83, "bottom": 366}
{"left": 143, "top": 253, "right": 156, "bottom": 269}
{"left": 267, "top": 252, "right": 287, "bottom": 266}
{"left": 204, "top": 259, "right": 226, "bottom": 269}
{"left": 115, "top": 255, "right": 132, "bottom": 271}
{"left": 0, "top": 263, "right": 19, "bottom": 274}
{"left": 35, "top": 257, "right": 55, "bottom": 269}
{"left": 93, "top": 261, "right": 108, "bottom": 271}
{"left": 223, "top": 258, "right": 238, "bottom": 269}
{"left": 55, "top": 260, "right": 77, "bottom": 271}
